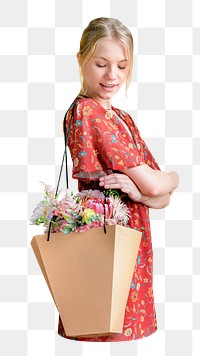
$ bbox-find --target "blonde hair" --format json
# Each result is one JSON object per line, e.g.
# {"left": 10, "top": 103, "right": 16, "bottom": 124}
{"left": 77, "top": 17, "right": 134, "bottom": 96}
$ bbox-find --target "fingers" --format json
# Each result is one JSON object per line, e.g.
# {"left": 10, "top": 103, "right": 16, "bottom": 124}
{"left": 99, "top": 173, "right": 131, "bottom": 187}
{"left": 99, "top": 174, "right": 132, "bottom": 190}
{"left": 99, "top": 173, "right": 142, "bottom": 201}
{"left": 100, "top": 182, "right": 129, "bottom": 189}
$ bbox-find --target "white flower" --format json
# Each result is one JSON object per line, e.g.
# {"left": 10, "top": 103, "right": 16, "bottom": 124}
{"left": 30, "top": 201, "right": 53, "bottom": 223}
{"left": 108, "top": 195, "right": 130, "bottom": 225}
{"left": 56, "top": 188, "right": 68, "bottom": 201}
{"left": 39, "top": 181, "right": 55, "bottom": 197}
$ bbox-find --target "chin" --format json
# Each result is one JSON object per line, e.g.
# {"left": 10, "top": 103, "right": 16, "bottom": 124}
{"left": 98, "top": 92, "right": 116, "bottom": 100}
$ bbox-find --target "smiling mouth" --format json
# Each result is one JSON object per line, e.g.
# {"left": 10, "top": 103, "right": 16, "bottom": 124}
{"left": 100, "top": 83, "right": 118, "bottom": 88}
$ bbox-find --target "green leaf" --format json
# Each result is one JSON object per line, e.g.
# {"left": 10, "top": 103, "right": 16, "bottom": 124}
{"left": 62, "top": 226, "right": 72, "bottom": 234}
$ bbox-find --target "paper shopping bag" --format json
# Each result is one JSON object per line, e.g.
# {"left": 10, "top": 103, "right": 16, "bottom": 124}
{"left": 31, "top": 224, "right": 142, "bottom": 338}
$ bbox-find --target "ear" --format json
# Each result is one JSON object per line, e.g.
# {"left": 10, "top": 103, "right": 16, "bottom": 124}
{"left": 77, "top": 52, "right": 81, "bottom": 65}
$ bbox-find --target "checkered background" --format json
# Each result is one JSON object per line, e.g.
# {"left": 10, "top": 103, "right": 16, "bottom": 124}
{"left": 0, "top": 0, "right": 199, "bottom": 355}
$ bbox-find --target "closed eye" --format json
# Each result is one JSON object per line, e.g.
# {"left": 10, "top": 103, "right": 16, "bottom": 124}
{"left": 96, "top": 64, "right": 106, "bottom": 68}
{"left": 96, "top": 64, "right": 127, "bottom": 70}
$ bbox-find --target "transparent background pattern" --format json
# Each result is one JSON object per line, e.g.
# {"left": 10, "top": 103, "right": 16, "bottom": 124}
{"left": 0, "top": 0, "right": 199, "bottom": 355}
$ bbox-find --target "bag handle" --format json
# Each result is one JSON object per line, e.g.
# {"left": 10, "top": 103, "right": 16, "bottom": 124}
{"left": 55, "top": 94, "right": 88, "bottom": 194}
{"left": 47, "top": 97, "right": 107, "bottom": 241}
{"left": 47, "top": 104, "right": 75, "bottom": 241}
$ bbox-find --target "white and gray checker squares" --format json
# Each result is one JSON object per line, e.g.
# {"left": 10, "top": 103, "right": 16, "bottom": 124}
{"left": 0, "top": 0, "right": 199, "bottom": 355}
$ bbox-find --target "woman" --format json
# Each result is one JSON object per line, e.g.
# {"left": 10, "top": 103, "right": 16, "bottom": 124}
{"left": 58, "top": 17, "right": 179, "bottom": 342}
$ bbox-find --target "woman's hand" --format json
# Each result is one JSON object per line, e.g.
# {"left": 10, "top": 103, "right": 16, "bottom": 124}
{"left": 99, "top": 173, "right": 143, "bottom": 201}
{"left": 99, "top": 173, "right": 172, "bottom": 208}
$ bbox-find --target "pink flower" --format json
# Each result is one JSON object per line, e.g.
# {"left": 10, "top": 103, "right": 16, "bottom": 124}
{"left": 89, "top": 221, "right": 101, "bottom": 229}
{"left": 76, "top": 225, "right": 90, "bottom": 233}
{"left": 104, "top": 202, "right": 114, "bottom": 219}
{"left": 54, "top": 227, "right": 60, "bottom": 233}
{"left": 53, "top": 209, "right": 63, "bottom": 217}
{"left": 56, "top": 202, "right": 66, "bottom": 212}
{"left": 85, "top": 198, "right": 115, "bottom": 220}
{"left": 76, "top": 220, "right": 101, "bottom": 233}
{"left": 59, "top": 221, "right": 68, "bottom": 229}
{"left": 78, "top": 190, "right": 105, "bottom": 199}
{"left": 86, "top": 200, "right": 104, "bottom": 214}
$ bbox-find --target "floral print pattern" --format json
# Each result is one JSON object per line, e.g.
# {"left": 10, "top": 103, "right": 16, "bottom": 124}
{"left": 58, "top": 95, "right": 160, "bottom": 342}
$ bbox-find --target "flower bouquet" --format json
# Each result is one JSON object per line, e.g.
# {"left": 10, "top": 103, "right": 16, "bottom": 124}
{"left": 30, "top": 183, "right": 142, "bottom": 338}
{"left": 30, "top": 182, "right": 130, "bottom": 235}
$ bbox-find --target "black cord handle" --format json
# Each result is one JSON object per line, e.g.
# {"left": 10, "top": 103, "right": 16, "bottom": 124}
{"left": 47, "top": 105, "right": 74, "bottom": 241}
{"left": 47, "top": 98, "right": 107, "bottom": 241}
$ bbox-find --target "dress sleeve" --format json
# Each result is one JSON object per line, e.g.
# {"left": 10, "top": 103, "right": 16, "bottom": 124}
{"left": 66, "top": 99, "right": 159, "bottom": 180}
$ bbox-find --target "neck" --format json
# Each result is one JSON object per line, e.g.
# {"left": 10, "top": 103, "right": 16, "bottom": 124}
{"left": 79, "top": 90, "right": 112, "bottom": 111}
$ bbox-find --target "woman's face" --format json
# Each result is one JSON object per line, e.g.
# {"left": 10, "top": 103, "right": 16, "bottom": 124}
{"left": 80, "top": 38, "right": 130, "bottom": 108}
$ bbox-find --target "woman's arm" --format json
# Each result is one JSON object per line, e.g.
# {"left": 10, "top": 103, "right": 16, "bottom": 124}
{"left": 122, "top": 164, "right": 179, "bottom": 196}
{"left": 138, "top": 193, "right": 171, "bottom": 208}
{"left": 99, "top": 173, "right": 174, "bottom": 209}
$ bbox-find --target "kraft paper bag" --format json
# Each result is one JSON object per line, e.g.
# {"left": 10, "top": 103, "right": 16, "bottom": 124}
{"left": 31, "top": 224, "right": 142, "bottom": 338}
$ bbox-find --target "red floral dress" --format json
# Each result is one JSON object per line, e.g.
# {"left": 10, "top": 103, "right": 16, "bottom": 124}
{"left": 58, "top": 94, "right": 160, "bottom": 342}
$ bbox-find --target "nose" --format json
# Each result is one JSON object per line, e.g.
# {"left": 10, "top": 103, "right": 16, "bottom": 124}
{"left": 105, "top": 65, "right": 117, "bottom": 80}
